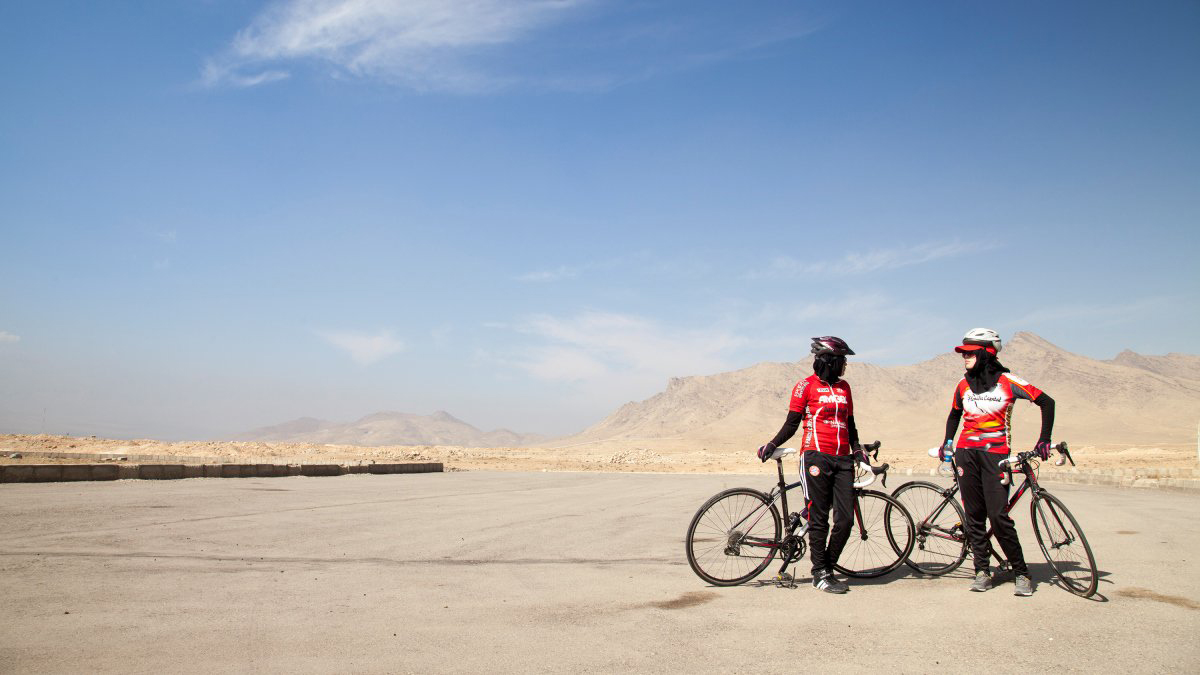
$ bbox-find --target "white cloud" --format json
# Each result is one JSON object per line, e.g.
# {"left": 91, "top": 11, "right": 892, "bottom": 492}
{"left": 200, "top": 0, "right": 817, "bottom": 92}
{"left": 516, "top": 265, "right": 580, "bottom": 283}
{"left": 1006, "top": 297, "right": 1170, "bottom": 328}
{"left": 0, "top": 331, "right": 19, "bottom": 344}
{"left": 201, "top": 0, "right": 586, "bottom": 90}
{"left": 511, "top": 311, "right": 745, "bottom": 386}
{"left": 752, "top": 241, "right": 990, "bottom": 279}
{"left": 316, "top": 329, "right": 405, "bottom": 364}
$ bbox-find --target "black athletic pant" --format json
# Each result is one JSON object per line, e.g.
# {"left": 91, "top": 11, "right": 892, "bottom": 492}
{"left": 954, "top": 447, "right": 1028, "bottom": 577}
{"left": 803, "top": 451, "right": 855, "bottom": 575}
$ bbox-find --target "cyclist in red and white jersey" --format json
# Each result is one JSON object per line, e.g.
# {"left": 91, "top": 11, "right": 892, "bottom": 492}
{"left": 941, "top": 328, "right": 1055, "bottom": 597}
{"left": 757, "top": 336, "right": 864, "bottom": 594}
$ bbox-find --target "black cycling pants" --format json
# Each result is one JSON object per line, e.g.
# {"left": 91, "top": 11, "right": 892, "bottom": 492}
{"left": 803, "top": 451, "right": 855, "bottom": 575}
{"left": 954, "top": 447, "right": 1028, "bottom": 576}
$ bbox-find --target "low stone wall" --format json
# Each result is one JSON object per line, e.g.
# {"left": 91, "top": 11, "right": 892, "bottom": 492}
{"left": 898, "top": 465, "right": 1200, "bottom": 491}
{"left": 0, "top": 462, "right": 443, "bottom": 483}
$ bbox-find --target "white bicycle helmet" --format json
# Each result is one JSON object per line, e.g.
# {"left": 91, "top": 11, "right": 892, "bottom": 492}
{"left": 957, "top": 327, "right": 1002, "bottom": 353}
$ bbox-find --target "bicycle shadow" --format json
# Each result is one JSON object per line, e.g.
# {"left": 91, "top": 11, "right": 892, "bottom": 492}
{"left": 746, "top": 561, "right": 1112, "bottom": 601}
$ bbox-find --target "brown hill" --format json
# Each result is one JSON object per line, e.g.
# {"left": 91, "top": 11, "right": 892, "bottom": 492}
{"left": 555, "top": 332, "right": 1200, "bottom": 456}
{"left": 236, "top": 411, "right": 546, "bottom": 448}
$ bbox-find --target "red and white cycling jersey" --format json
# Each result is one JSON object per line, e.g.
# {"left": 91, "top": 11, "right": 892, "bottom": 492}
{"left": 951, "top": 373, "right": 1044, "bottom": 453}
{"left": 788, "top": 374, "right": 854, "bottom": 456}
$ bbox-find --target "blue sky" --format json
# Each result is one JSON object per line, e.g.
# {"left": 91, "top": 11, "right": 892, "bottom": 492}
{"left": 1, "top": 0, "right": 1197, "bottom": 440}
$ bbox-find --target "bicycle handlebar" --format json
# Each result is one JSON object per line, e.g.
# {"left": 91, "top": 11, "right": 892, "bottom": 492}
{"left": 999, "top": 442, "right": 1072, "bottom": 470}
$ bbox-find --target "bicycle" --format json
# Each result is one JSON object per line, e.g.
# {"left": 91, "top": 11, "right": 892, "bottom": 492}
{"left": 685, "top": 442, "right": 916, "bottom": 587}
{"left": 889, "top": 442, "right": 1099, "bottom": 597}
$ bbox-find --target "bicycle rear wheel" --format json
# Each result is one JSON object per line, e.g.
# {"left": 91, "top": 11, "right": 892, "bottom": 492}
{"left": 890, "top": 481, "right": 969, "bottom": 575}
{"left": 686, "top": 488, "right": 782, "bottom": 586}
{"left": 832, "top": 490, "right": 914, "bottom": 578}
{"left": 1031, "top": 491, "right": 1098, "bottom": 597}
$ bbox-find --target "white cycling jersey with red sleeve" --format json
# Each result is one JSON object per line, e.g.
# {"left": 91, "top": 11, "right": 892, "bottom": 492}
{"left": 789, "top": 374, "right": 855, "bottom": 456}
{"left": 951, "top": 373, "right": 1044, "bottom": 453}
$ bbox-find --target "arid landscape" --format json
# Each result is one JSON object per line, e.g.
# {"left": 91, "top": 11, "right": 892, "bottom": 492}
{"left": 5, "top": 333, "right": 1197, "bottom": 474}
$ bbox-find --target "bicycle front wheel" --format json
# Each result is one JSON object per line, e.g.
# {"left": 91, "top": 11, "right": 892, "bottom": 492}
{"left": 832, "top": 490, "right": 915, "bottom": 578}
{"left": 1031, "top": 491, "right": 1098, "bottom": 597}
{"left": 686, "top": 488, "right": 782, "bottom": 586}
{"left": 891, "top": 481, "right": 968, "bottom": 576}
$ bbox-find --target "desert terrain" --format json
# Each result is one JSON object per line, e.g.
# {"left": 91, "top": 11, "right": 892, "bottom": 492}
{"left": 2, "top": 433, "right": 1195, "bottom": 475}
{"left": 4, "top": 333, "right": 1197, "bottom": 475}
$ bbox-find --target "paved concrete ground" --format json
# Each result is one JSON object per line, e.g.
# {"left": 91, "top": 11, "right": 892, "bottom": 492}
{"left": 1, "top": 472, "right": 1197, "bottom": 673}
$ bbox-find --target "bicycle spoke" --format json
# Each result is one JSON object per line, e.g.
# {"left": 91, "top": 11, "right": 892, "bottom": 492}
{"left": 1031, "top": 492, "right": 1098, "bottom": 597}
{"left": 890, "top": 481, "right": 968, "bottom": 575}
{"left": 832, "top": 491, "right": 914, "bottom": 578}
{"left": 687, "top": 489, "right": 781, "bottom": 586}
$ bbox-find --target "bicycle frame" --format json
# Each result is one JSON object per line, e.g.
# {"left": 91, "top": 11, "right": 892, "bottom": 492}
{"left": 922, "top": 455, "right": 1045, "bottom": 570}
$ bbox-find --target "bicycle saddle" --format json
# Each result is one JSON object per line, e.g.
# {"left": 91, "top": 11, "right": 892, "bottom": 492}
{"left": 767, "top": 447, "right": 798, "bottom": 461}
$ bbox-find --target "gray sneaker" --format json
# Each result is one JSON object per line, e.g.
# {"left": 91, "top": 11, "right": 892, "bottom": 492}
{"left": 813, "top": 569, "right": 849, "bottom": 594}
{"left": 969, "top": 570, "right": 992, "bottom": 592}
{"left": 1014, "top": 575, "right": 1033, "bottom": 596}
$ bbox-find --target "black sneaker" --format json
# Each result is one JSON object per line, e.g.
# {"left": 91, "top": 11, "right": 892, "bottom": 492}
{"left": 813, "top": 569, "right": 848, "bottom": 594}
{"left": 969, "top": 570, "right": 992, "bottom": 592}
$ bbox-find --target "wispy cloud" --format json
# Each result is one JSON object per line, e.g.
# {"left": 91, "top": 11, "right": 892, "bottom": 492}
{"left": 511, "top": 310, "right": 745, "bottom": 385}
{"left": 516, "top": 265, "right": 581, "bottom": 283}
{"left": 0, "top": 331, "right": 19, "bottom": 344}
{"left": 201, "top": 0, "right": 818, "bottom": 92}
{"left": 1006, "top": 297, "right": 1170, "bottom": 328}
{"left": 751, "top": 241, "right": 990, "bottom": 279}
{"left": 201, "top": 0, "right": 587, "bottom": 90}
{"left": 316, "top": 329, "right": 405, "bottom": 364}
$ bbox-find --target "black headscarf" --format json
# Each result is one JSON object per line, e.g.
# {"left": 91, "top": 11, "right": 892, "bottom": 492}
{"left": 964, "top": 349, "right": 1010, "bottom": 394}
{"left": 813, "top": 353, "right": 846, "bottom": 384}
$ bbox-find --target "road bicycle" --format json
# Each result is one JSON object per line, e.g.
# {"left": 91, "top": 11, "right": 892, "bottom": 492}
{"left": 685, "top": 442, "right": 916, "bottom": 587}
{"left": 889, "top": 442, "right": 1099, "bottom": 597}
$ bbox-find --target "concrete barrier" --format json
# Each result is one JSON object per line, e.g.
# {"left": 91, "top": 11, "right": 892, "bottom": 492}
{"left": 300, "top": 464, "right": 345, "bottom": 477}
{"left": 369, "top": 463, "right": 444, "bottom": 474}
{"left": 139, "top": 464, "right": 187, "bottom": 480}
{"left": 221, "top": 464, "right": 252, "bottom": 478}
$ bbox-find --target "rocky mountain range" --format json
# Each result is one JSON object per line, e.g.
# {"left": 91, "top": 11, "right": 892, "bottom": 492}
{"left": 237, "top": 333, "right": 1198, "bottom": 453}
{"left": 554, "top": 332, "right": 1200, "bottom": 453}
{"left": 236, "top": 411, "right": 546, "bottom": 448}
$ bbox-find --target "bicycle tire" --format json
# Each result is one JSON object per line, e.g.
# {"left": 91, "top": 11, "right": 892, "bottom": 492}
{"left": 890, "top": 481, "right": 969, "bottom": 576}
{"left": 832, "top": 490, "right": 915, "bottom": 578}
{"left": 1031, "top": 491, "right": 1098, "bottom": 597}
{"left": 686, "top": 488, "right": 782, "bottom": 586}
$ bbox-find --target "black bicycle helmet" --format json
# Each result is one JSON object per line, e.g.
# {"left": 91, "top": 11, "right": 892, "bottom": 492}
{"left": 810, "top": 336, "right": 855, "bottom": 356}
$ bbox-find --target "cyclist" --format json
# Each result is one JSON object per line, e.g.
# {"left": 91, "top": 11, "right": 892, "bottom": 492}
{"left": 757, "top": 336, "right": 864, "bottom": 594}
{"left": 940, "top": 328, "right": 1055, "bottom": 597}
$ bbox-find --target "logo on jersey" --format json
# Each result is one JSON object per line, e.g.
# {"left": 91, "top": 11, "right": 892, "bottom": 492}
{"left": 957, "top": 466, "right": 964, "bottom": 477}
{"left": 809, "top": 465, "right": 821, "bottom": 477}
{"left": 818, "top": 394, "right": 848, "bottom": 404}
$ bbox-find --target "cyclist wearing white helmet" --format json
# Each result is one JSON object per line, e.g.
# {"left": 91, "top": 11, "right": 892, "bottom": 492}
{"left": 940, "top": 328, "right": 1055, "bottom": 597}
{"left": 757, "top": 336, "right": 865, "bottom": 594}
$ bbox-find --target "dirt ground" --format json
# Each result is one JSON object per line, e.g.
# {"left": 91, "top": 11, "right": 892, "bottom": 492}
{"left": 1, "top": 434, "right": 1196, "bottom": 475}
